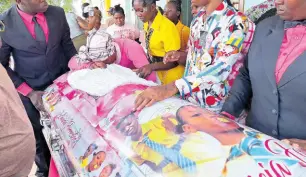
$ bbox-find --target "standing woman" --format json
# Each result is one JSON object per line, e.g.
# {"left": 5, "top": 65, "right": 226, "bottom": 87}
{"left": 164, "top": 0, "right": 190, "bottom": 52}
{"left": 134, "top": 0, "right": 254, "bottom": 113}
{"left": 106, "top": 5, "right": 140, "bottom": 42}
{"left": 132, "top": 0, "right": 185, "bottom": 85}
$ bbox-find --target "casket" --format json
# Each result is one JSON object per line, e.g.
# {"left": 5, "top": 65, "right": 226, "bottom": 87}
{"left": 42, "top": 65, "right": 306, "bottom": 177}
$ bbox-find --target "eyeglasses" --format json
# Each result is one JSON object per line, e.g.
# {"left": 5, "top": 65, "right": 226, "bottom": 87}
{"left": 0, "top": 21, "right": 4, "bottom": 32}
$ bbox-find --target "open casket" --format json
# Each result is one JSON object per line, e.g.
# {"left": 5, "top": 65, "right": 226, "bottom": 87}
{"left": 42, "top": 65, "right": 306, "bottom": 177}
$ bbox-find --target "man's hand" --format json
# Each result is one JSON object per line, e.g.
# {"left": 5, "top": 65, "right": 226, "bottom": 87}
{"left": 282, "top": 139, "right": 306, "bottom": 151}
{"left": 28, "top": 91, "right": 46, "bottom": 112}
{"left": 164, "top": 51, "right": 180, "bottom": 64}
{"left": 90, "top": 61, "right": 107, "bottom": 69}
{"left": 134, "top": 64, "right": 153, "bottom": 79}
{"left": 134, "top": 83, "right": 178, "bottom": 111}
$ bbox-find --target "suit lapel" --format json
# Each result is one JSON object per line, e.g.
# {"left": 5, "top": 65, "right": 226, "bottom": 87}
{"left": 278, "top": 51, "right": 306, "bottom": 87}
{"left": 44, "top": 8, "right": 56, "bottom": 54}
{"left": 11, "top": 5, "right": 45, "bottom": 54}
{"left": 261, "top": 18, "right": 285, "bottom": 87}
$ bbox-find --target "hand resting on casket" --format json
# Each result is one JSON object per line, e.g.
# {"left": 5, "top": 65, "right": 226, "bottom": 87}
{"left": 282, "top": 139, "right": 306, "bottom": 152}
{"left": 90, "top": 61, "right": 107, "bottom": 69}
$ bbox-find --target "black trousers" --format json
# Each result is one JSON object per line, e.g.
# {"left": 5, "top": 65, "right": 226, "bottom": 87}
{"left": 20, "top": 94, "right": 50, "bottom": 177}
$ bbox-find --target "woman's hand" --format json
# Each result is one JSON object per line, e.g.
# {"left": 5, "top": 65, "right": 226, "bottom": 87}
{"left": 164, "top": 51, "right": 181, "bottom": 63}
{"left": 90, "top": 61, "right": 106, "bottom": 69}
{"left": 134, "top": 64, "right": 153, "bottom": 79}
{"left": 282, "top": 139, "right": 306, "bottom": 151}
{"left": 134, "top": 83, "right": 178, "bottom": 111}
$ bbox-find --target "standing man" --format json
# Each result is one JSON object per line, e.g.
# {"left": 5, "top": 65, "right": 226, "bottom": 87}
{"left": 0, "top": 0, "right": 77, "bottom": 176}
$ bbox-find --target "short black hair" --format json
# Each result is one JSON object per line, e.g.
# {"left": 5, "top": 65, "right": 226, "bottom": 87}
{"left": 225, "top": 0, "right": 234, "bottom": 7}
{"left": 94, "top": 6, "right": 99, "bottom": 10}
{"left": 132, "top": 0, "right": 160, "bottom": 7}
{"left": 157, "top": 6, "right": 164, "bottom": 15}
{"left": 82, "top": 3, "right": 90, "bottom": 18}
{"left": 82, "top": 2, "right": 90, "bottom": 9}
{"left": 113, "top": 4, "right": 125, "bottom": 16}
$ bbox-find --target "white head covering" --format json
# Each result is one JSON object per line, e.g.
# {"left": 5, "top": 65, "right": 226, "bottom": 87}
{"left": 76, "top": 30, "right": 116, "bottom": 64}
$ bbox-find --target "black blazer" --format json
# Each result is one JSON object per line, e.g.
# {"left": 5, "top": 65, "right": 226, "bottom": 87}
{"left": 222, "top": 16, "right": 306, "bottom": 140}
{"left": 0, "top": 5, "right": 77, "bottom": 90}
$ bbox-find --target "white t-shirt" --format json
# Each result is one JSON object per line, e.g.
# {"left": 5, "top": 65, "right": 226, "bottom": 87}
{"left": 106, "top": 23, "right": 140, "bottom": 40}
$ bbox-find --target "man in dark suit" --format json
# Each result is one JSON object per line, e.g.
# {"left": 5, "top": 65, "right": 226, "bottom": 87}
{"left": 0, "top": 0, "right": 77, "bottom": 176}
{"left": 221, "top": 0, "right": 306, "bottom": 151}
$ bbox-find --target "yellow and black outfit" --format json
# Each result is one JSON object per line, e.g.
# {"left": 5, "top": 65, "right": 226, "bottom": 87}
{"left": 144, "top": 11, "right": 185, "bottom": 85}
{"left": 130, "top": 117, "right": 184, "bottom": 176}
{"left": 176, "top": 21, "right": 190, "bottom": 52}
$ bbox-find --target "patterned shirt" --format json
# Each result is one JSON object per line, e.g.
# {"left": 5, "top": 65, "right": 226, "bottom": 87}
{"left": 175, "top": 0, "right": 255, "bottom": 113}
{"left": 245, "top": 0, "right": 275, "bottom": 22}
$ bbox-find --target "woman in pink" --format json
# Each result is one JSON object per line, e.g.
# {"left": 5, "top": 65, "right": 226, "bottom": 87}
{"left": 106, "top": 5, "right": 140, "bottom": 42}
{"left": 68, "top": 29, "right": 156, "bottom": 82}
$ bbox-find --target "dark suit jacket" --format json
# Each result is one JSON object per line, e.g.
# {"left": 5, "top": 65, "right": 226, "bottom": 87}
{"left": 222, "top": 16, "right": 306, "bottom": 140}
{"left": 0, "top": 5, "right": 77, "bottom": 90}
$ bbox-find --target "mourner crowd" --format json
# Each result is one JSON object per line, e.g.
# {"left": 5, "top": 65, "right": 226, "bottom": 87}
{"left": 0, "top": 0, "right": 306, "bottom": 176}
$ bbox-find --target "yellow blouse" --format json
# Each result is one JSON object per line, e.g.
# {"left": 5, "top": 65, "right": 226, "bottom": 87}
{"left": 176, "top": 21, "right": 190, "bottom": 52}
{"left": 144, "top": 11, "right": 185, "bottom": 85}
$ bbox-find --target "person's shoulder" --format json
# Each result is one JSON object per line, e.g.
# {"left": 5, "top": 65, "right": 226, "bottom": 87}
{"left": 161, "top": 16, "right": 176, "bottom": 31}
{"left": 125, "top": 23, "right": 137, "bottom": 29}
{"left": 251, "top": 16, "right": 281, "bottom": 44}
{"left": 162, "top": 16, "right": 175, "bottom": 26}
{"left": 256, "top": 15, "right": 280, "bottom": 30}
{"left": 1, "top": 5, "right": 15, "bottom": 21}
{"left": 46, "top": 5, "right": 65, "bottom": 15}
{"left": 106, "top": 24, "right": 115, "bottom": 30}
{"left": 182, "top": 24, "right": 190, "bottom": 33}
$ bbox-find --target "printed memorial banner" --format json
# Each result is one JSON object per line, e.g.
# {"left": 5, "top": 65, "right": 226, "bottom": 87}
{"left": 43, "top": 65, "right": 306, "bottom": 177}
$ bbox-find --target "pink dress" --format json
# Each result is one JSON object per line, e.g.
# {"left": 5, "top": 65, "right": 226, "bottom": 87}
{"left": 68, "top": 38, "right": 156, "bottom": 82}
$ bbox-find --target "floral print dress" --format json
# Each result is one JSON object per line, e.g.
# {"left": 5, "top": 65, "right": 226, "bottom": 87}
{"left": 174, "top": 0, "right": 255, "bottom": 113}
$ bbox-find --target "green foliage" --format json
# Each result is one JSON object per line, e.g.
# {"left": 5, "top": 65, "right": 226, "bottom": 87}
{"left": 0, "top": 0, "right": 14, "bottom": 14}
{"left": 47, "top": 0, "right": 73, "bottom": 12}
{"left": 0, "top": 0, "right": 73, "bottom": 14}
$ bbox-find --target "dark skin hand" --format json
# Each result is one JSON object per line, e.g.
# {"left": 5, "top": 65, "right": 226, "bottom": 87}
{"left": 164, "top": 51, "right": 188, "bottom": 66}
{"left": 134, "top": 82, "right": 178, "bottom": 111}
{"left": 28, "top": 90, "right": 46, "bottom": 112}
{"left": 90, "top": 61, "right": 107, "bottom": 69}
{"left": 282, "top": 139, "right": 306, "bottom": 152}
{"left": 77, "top": 15, "right": 97, "bottom": 31}
{"left": 134, "top": 62, "right": 178, "bottom": 79}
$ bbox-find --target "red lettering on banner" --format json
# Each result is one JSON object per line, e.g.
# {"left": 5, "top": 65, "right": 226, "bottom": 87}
{"left": 254, "top": 161, "right": 292, "bottom": 177}
{"left": 258, "top": 162, "right": 273, "bottom": 177}
{"left": 270, "top": 160, "right": 292, "bottom": 176}
{"left": 265, "top": 139, "right": 306, "bottom": 164}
